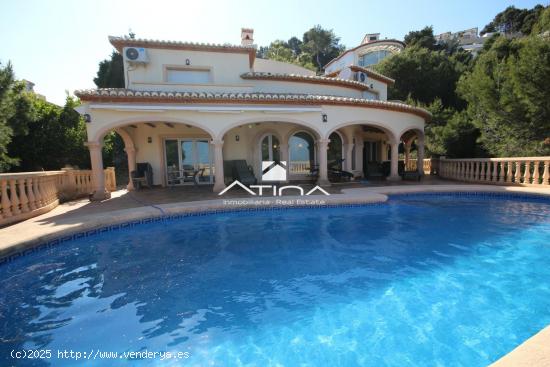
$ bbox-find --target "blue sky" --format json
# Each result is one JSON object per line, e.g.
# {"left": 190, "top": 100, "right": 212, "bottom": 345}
{"left": 0, "top": 0, "right": 545, "bottom": 105}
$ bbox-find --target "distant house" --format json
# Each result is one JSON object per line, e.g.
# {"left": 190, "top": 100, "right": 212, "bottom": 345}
{"left": 324, "top": 33, "right": 404, "bottom": 73}
{"left": 436, "top": 27, "right": 493, "bottom": 56}
{"left": 22, "top": 80, "right": 46, "bottom": 100}
{"left": 75, "top": 29, "right": 428, "bottom": 200}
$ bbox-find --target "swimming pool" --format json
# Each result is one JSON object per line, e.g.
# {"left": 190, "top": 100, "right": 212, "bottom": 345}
{"left": 1, "top": 193, "right": 550, "bottom": 366}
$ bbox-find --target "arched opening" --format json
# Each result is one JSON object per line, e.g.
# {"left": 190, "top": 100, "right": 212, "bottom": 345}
{"left": 325, "top": 122, "right": 398, "bottom": 181}
{"left": 222, "top": 121, "right": 320, "bottom": 183}
{"left": 289, "top": 131, "right": 315, "bottom": 175}
{"left": 101, "top": 131, "right": 129, "bottom": 189}
{"left": 94, "top": 121, "right": 216, "bottom": 190}
{"left": 399, "top": 128, "right": 425, "bottom": 176}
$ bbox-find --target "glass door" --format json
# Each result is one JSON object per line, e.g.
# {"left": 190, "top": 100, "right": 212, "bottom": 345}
{"left": 261, "top": 134, "right": 280, "bottom": 162}
{"left": 195, "top": 140, "right": 212, "bottom": 183}
{"left": 164, "top": 138, "right": 213, "bottom": 185}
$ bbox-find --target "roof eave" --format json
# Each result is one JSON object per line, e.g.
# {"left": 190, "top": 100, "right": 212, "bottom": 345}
{"left": 74, "top": 89, "right": 431, "bottom": 121}
{"left": 108, "top": 36, "right": 256, "bottom": 68}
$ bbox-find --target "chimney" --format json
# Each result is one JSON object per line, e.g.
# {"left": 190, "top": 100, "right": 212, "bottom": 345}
{"left": 241, "top": 28, "right": 254, "bottom": 46}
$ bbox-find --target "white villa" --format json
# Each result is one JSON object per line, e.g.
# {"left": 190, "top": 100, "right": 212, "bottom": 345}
{"left": 75, "top": 29, "right": 429, "bottom": 200}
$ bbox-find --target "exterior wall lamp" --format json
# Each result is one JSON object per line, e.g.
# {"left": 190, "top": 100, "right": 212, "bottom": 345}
{"left": 322, "top": 113, "right": 328, "bottom": 123}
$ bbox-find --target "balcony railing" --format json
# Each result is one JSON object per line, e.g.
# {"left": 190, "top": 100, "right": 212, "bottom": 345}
{"left": 289, "top": 161, "right": 312, "bottom": 174}
{"left": 0, "top": 168, "right": 116, "bottom": 227}
{"left": 439, "top": 157, "right": 550, "bottom": 186}
{"left": 405, "top": 159, "right": 432, "bottom": 174}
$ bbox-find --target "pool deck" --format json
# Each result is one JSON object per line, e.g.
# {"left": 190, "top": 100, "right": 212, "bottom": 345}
{"left": 1, "top": 179, "right": 550, "bottom": 365}
{"left": 490, "top": 326, "right": 550, "bottom": 367}
{"left": 2, "top": 178, "right": 549, "bottom": 257}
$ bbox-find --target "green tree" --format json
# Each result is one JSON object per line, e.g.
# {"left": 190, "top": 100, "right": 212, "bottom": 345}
{"left": 259, "top": 40, "right": 316, "bottom": 71}
{"left": 0, "top": 62, "right": 16, "bottom": 171}
{"left": 287, "top": 36, "right": 303, "bottom": 56}
{"left": 404, "top": 26, "right": 440, "bottom": 50}
{"left": 458, "top": 29, "right": 550, "bottom": 156}
{"left": 265, "top": 40, "right": 295, "bottom": 62}
{"left": 0, "top": 62, "right": 39, "bottom": 171}
{"left": 8, "top": 95, "right": 89, "bottom": 171}
{"left": 94, "top": 51, "right": 124, "bottom": 88}
{"left": 93, "top": 46, "right": 132, "bottom": 183}
{"left": 481, "top": 5, "right": 546, "bottom": 35}
{"left": 375, "top": 45, "right": 470, "bottom": 109}
{"left": 302, "top": 25, "right": 345, "bottom": 71}
{"left": 427, "top": 110, "right": 485, "bottom": 158}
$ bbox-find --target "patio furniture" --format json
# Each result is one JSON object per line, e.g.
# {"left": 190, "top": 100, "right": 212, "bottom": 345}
{"left": 366, "top": 162, "right": 384, "bottom": 178}
{"left": 308, "top": 163, "right": 319, "bottom": 179}
{"left": 166, "top": 165, "right": 205, "bottom": 187}
{"left": 328, "top": 158, "right": 353, "bottom": 182}
{"left": 233, "top": 160, "right": 257, "bottom": 185}
{"left": 223, "top": 160, "right": 235, "bottom": 184}
{"left": 131, "top": 163, "right": 153, "bottom": 189}
{"left": 402, "top": 170, "right": 422, "bottom": 181}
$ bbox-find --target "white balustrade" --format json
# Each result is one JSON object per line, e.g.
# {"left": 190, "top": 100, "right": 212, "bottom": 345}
{"left": 404, "top": 159, "right": 432, "bottom": 174}
{"left": 439, "top": 157, "right": 550, "bottom": 187}
{"left": 289, "top": 161, "right": 311, "bottom": 174}
{"left": 0, "top": 168, "right": 116, "bottom": 227}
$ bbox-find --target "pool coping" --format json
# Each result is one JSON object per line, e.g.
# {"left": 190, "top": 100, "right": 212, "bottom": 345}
{"left": 1, "top": 183, "right": 550, "bottom": 365}
{"left": 490, "top": 325, "right": 550, "bottom": 367}
{"left": 2, "top": 184, "right": 549, "bottom": 262}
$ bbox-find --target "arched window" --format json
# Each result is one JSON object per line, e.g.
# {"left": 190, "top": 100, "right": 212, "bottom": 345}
{"left": 289, "top": 131, "right": 315, "bottom": 174}
{"left": 328, "top": 132, "right": 343, "bottom": 170}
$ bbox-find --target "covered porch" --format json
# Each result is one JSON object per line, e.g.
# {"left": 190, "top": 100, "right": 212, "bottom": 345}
{"left": 83, "top": 114, "right": 427, "bottom": 201}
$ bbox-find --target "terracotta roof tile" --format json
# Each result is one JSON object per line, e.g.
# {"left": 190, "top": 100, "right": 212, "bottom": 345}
{"left": 75, "top": 88, "right": 431, "bottom": 120}
{"left": 241, "top": 72, "right": 372, "bottom": 91}
{"left": 348, "top": 65, "right": 395, "bottom": 85}
{"left": 108, "top": 36, "right": 256, "bottom": 67}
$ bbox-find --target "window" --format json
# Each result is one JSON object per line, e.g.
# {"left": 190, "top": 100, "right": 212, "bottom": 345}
{"left": 166, "top": 68, "right": 211, "bottom": 84}
{"left": 289, "top": 132, "right": 315, "bottom": 174}
{"left": 164, "top": 139, "right": 214, "bottom": 185}
{"left": 261, "top": 134, "right": 280, "bottom": 162}
{"left": 359, "top": 50, "right": 391, "bottom": 66}
{"left": 364, "top": 91, "right": 379, "bottom": 100}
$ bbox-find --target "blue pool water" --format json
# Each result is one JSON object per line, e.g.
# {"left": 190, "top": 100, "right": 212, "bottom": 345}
{"left": 2, "top": 194, "right": 550, "bottom": 366}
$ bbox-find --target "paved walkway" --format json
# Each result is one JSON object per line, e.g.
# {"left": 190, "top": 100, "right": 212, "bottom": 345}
{"left": 2, "top": 178, "right": 549, "bottom": 257}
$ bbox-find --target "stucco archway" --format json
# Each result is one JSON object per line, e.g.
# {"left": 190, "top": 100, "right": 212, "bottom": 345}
{"left": 399, "top": 127, "right": 426, "bottom": 175}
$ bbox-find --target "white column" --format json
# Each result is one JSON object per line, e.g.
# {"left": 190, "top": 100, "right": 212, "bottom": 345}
{"left": 212, "top": 139, "right": 226, "bottom": 192}
{"left": 416, "top": 136, "right": 425, "bottom": 176}
{"left": 404, "top": 141, "right": 411, "bottom": 170}
{"left": 86, "top": 141, "right": 110, "bottom": 201}
{"left": 387, "top": 140, "right": 401, "bottom": 181}
{"left": 355, "top": 140, "right": 364, "bottom": 178}
{"left": 344, "top": 143, "right": 354, "bottom": 173}
{"left": 125, "top": 147, "right": 137, "bottom": 190}
{"left": 279, "top": 142, "right": 289, "bottom": 182}
{"left": 317, "top": 138, "right": 330, "bottom": 186}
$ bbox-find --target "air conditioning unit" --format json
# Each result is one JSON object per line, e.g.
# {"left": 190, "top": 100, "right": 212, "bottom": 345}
{"left": 356, "top": 72, "right": 367, "bottom": 83}
{"left": 124, "top": 47, "right": 149, "bottom": 63}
